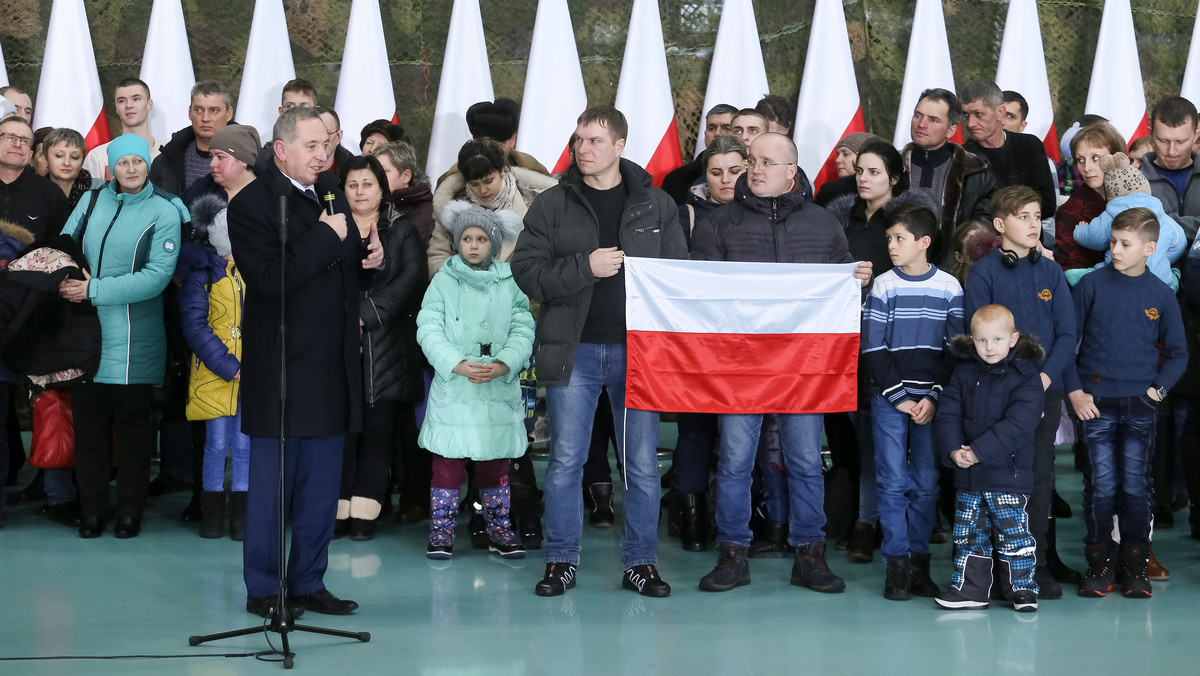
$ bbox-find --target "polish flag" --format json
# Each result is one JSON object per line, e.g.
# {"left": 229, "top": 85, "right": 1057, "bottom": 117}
{"left": 335, "top": 0, "right": 398, "bottom": 154}
{"left": 141, "top": 0, "right": 196, "bottom": 144}
{"left": 892, "top": 0, "right": 961, "bottom": 149}
{"left": 516, "top": 0, "right": 587, "bottom": 174}
{"left": 794, "top": 0, "right": 864, "bottom": 193}
{"left": 625, "top": 258, "right": 861, "bottom": 414}
{"left": 238, "top": 0, "right": 297, "bottom": 143}
{"left": 615, "top": 0, "right": 683, "bottom": 186}
{"left": 996, "top": 0, "right": 1059, "bottom": 161}
{"left": 33, "top": 0, "right": 111, "bottom": 152}
{"left": 426, "top": 0, "right": 494, "bottom": 181}
{"left": 1085, "top": 0, "right": 1148, "bottom": 145}
{"left": 693, "top": 0, "right": 769, "bottom": 158}
{"left": 1181, "top": 6, "right": 1200, "bottom": 108}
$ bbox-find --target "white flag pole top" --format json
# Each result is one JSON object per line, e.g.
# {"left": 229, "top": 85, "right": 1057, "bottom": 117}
{"left": 1084, "top": 0, "right": 1148, "bottom": 145}
{"left": 0, "top": 35, "right": 9, "bottom": 87}
{"left": 141, "top": 0, "right": 196, "bottom": 144}
{"left": 33, "top": 0, "right": 110, "bottom": 152}
{"left": 335, "top": 0, "right": 397, "bottom": 154}
{"left": 892, "top": 0, "right": 959, "bottom": 149}
{"left": 425, "top": 0, "right": 494, "bottom": 181}
{"left": 1181, "top": 1, "right": 1200, "bottom": 107}
{"left": 238, "top": 0, "right": 297, "bottom": 143}
{"left": 793, "top": 0, "right": 864, "bottom": 192}
{"left": 516, "top": 0, "right": 587, "bottom": 175}
{"left": 615, "top": 0, "right": 683, "bottom": 186}
{"left": 995, "top": 0, "right": 1060, "bottom": 161}
{"left": 694, "top": 0, "right": 769, "bottom": 158}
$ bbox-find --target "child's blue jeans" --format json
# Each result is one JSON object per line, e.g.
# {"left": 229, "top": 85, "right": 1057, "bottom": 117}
{"left": 1081, "top": 394, "right": 1158, "bottom": 548}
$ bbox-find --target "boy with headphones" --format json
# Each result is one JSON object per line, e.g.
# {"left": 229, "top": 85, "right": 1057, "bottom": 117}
{"left": 963, "top": 185, "right": 1077, "bottom": 599}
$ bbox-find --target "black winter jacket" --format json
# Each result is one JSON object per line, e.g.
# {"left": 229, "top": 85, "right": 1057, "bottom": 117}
{"left": 511, "top": 158, "right": 688, "bottom": 386}
{"left": 150, "top": 125, "right": 202, "bottom": 199}
{"left": 826, "top": 188, "right": 942, "bottom": 284}
{"left": 360, "top": 203, "right": 428, "bottom": 405}
{"left": 935, "top": 334, "right": 1045, "bottom": 494}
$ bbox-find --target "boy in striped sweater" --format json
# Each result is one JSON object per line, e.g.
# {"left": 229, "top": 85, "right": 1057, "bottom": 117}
{"left": 862, "top": 203, "right": 965, "bottom": 601}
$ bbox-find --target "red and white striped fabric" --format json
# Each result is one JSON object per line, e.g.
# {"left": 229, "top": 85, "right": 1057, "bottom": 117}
{"left": 794, "top": 0, "right": 864, "bottom": 193}
{"left": 238, "top": 0, "right": 297, "bottom": 143}
{"left": 335, "top": 0, "right": 398, "bottom": 154}
{"left": 693, "top": 0, "right": 769, "bottom": 158}
{"left": 995, "top": 0, "right": 1060, "bottom": 161}
{"left": 615, "top": 0, "right": 682, "bottom": 186}
{"left": 625, "top": 257, "right": 861, "bottom": 414}
{"left": 33, "top": 0, "right": 111, "bottom": 152}
{"left": 1085, "top": 0, "right": 1148, "bottom": 145}
{"left": 141, "top": 0, "right": 196, "bottom": 146}
{"left": 425, "top": 0, "right": 494, "bottom": 180}
{"left": 892, "top": 0, "right": 961, "bottom": 149}
{"left": 516, "top": 0, "right": 587, "bottom": 175}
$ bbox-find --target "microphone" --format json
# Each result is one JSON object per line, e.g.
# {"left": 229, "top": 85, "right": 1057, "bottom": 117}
{"left": 315, "top": 172, "right": 339, "bottom": 217}
{"left": 270, "top": 174, "right": 292, "bottom": 244}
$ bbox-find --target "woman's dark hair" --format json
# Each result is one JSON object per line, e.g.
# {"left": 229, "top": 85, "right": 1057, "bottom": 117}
{"left": 456, "top": 139, "right": 506, "bottom": 182}
{"left": 856, "top": 141, "right": 909, "bottom": 194}
{"left": 338, "top": 154, "right": 389, "bottom": 207}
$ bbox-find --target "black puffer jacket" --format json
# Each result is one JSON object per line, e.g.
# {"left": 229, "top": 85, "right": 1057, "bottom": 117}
{"left": 360, "top": 203, "right": 428, "bottom": 405}
{"left": 511, "top": 158, "right": 688, "bottom": 386}
{"left": 826, "top": 188, "right": 942, "bottom": 284}
{"left": 690, "top": 172, "right": 851, "bottom": 264}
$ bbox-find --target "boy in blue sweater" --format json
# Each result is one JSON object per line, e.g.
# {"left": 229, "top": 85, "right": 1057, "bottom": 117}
{"left": 1065, "top": 207, "right": 1187, "bottom": 599}
{"left": 862, "top": 204, "right": 964, "bottom": 600}
{"left": 963, "top": 185, "right": 1078, "bottom": 597}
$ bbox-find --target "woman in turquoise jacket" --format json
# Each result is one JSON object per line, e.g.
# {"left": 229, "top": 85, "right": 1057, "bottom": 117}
{"left": 59, "top": 134, "right": 185, "bottom": 539}
{"left": 418, "top": 201, "right": 534, "bottom": 561}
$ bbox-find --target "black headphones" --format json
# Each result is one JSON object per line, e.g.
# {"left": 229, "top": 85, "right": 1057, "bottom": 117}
{"left": 1000, "top": 246, "right": 1043, "bottom": 269}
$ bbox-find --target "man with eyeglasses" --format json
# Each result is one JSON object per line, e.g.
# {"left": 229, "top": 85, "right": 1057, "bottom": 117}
{"left": 0, "top": 115, "right": 68, "bottom": 242}
{"left": 690, "top": 132, "right": 871, "bottom": 595}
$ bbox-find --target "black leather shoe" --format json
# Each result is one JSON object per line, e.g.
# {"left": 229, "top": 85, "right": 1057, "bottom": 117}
{"left": 114, "top": 516, "right": 141, "bottom": 539}
{"left": 47, "top": 501, "right": 82, "bottom": 527}
{"left": 180, "top": 492, "right": 203, "bottom": 522}
{"left": 246, "top": 595, "right": 305, "bottom": 620}
{"left": 79, "top": 516, "right": 106, "bottom": 538}
{"left": 623, "top": 564, "right": 671, "bottom": 598}
{"left": 294, "top": 589, "right": 358, "bottom": 615}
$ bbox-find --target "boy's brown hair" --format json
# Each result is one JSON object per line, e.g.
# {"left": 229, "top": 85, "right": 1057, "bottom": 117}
{"left": 1110, "top": 206, "right": 1160, "bottom": 242}
{"left": 989, "top": 185, "right": 1041, "bottom": 220}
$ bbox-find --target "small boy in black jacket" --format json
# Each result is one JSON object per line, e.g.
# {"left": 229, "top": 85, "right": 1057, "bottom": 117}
{"left": 934, "top": 304, "right": 1045, "bottom": 612}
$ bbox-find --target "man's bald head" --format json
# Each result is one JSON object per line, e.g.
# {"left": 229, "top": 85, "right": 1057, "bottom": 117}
{"left": 746, "top": 133, "right": 799, "bottom": 197}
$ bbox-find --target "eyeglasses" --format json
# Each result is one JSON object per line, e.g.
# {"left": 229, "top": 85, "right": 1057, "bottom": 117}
{"left": 746, "top": 157, "right": 793, "bottom": 169}
{"left": 0, "top": 132, "right": 33, "bottom": 148}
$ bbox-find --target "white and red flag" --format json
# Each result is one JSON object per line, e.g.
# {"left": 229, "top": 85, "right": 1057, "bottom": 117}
{"left": 335, "top": 0, "right": 398, "bottom": 154}
{"left": 425, "top": 0, "right": 494, "bottom": 181}
{"left": 141, "top": 0, "right": 196, "bottom": 144}
{"left": 892, "top": 0, "right": 960, "bottom": 149}
{"left": 794, "top": 0, "right": 864, "bottom": 193}
{"left": 615, "top": 0, "right": 682, "bottom": 186}
{"left": 238, "top": 0, "right": 297, "bottom": 143}
{"left": 996, "top": 0, "right": 1059, "bottom": 161}
{"left": 1184, "top": 5, "right": 1200, "bottom": 106}
{"left": 694, "top": 0, "right": 769, "bottom": 158}
{"left": 33, "top": 0, "right": 111, "bottom": 152}
{"left": 1085, "top": 0, "right": 1148, "bottom": 145}
{"left": 516, "top": 0, "right": 587, "bottom": 174}
{"left": 624, "top": 258, "right": 861, "bottom": 414}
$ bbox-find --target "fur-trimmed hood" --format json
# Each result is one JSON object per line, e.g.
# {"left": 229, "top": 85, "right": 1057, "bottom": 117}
{"left": 0, "top": 219, "right": 36, "bottom": 249}
{"left": 949, "top": 332, "right": 1045, "bottom": 364}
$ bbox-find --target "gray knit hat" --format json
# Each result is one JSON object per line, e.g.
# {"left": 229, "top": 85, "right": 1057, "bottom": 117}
{"left": 441, "top": 201, "right": 522, "bottom": 265}
{"left": 835, "top": 132, "right": 885, "bottom": 156}
{"left": 209, "top": 124, "right": 261, "bottom": 167}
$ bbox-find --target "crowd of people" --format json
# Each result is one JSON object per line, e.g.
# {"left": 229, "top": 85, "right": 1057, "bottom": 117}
{"left": 0, "top": 71, "right": 1197, "bottom": 618}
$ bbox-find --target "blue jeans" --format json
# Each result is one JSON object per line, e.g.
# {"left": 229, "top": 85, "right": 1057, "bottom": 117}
{"left": 203, "top": 412, "right": 250, "bottom": 492}
{"left": 1081, "top": 395, "right": 1158, "bottom": 548}
{"left": 871, "top": 396, "right": 939, "bottom": 558}
{"left": 672, "top": 412, "right": 716, "bottom": 494}
{"left": 543, "top": 343, "right": 661, "bottom": 569}
{"left": 715, "top": 413, "right": 825, "bottom": 546}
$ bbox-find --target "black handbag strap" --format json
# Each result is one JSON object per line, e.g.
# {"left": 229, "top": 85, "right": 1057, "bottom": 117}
{"left": 74, "top": 188, "right": 102, "bottom": 272}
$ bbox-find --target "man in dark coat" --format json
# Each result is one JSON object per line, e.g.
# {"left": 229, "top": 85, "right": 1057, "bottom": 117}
{"left": 228, "top": 106, "right": 382, "bottom": 619}
{"left": 660, "top": 103, "right": 738, "bottom": 205}
{"left": 0, "top": 116, "right": 68, "bottom": 242}
{"left": 149, "top": 80, "right": 234, "bottom": 198}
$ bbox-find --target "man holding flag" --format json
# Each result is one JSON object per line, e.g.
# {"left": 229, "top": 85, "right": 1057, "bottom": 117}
{"left": 690, "top": 132, "right": 871, "bottom": 593}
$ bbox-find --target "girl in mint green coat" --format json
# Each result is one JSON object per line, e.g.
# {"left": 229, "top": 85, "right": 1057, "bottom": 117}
{"left": 417, "top": 202, "right": 534, "bottom": 560}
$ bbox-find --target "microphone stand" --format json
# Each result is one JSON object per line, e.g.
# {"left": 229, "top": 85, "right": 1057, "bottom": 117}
{"left": 189, "top": 180, "right": 370, "bottom": 669}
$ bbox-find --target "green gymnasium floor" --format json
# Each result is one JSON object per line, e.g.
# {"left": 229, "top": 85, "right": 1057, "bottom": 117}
{"left": 1, "top": 438, "right": 1199, "bottom": 675}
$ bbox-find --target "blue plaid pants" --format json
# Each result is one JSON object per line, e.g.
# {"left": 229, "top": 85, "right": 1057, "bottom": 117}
{"left": 950, "top": 491, "right": 1038, "bottom": 599}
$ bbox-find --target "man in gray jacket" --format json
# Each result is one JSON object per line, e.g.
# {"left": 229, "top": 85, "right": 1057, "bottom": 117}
{"left": 512, "top": 105, "right": 687, "bottom": 599}
{"left": 1139, "top": 96, "right": 1200, "bottom": 244}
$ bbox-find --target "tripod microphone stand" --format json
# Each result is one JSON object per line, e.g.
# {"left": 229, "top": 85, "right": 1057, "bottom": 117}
{"left": 189, "top": 174, "right": 370, "bottom": 669}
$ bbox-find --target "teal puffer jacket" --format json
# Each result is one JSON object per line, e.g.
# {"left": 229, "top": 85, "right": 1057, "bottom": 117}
{"left": 61, "top": 180, "right": 184, "bottom": 385}
{"left": 416, "top": 257, "right": 534, "bottom": 461}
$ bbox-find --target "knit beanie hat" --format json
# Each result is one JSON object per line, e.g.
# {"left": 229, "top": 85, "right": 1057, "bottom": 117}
{"left": 835, "top": 132, "right": 884, "bottom": 156}
{"left": 107, "top": 133, "right": 152, "bottom": 175}
{"left": 209, "top": 124, "right": 261, "bottom": 167}
{"left": 1100, "top": 152, "right": 1151, "bottom": 199}
{"left": 441, "top": 201, "right": 522, "bottom": 268}
{"left": 465, "top": 98, "right": 521, "bottom": 142}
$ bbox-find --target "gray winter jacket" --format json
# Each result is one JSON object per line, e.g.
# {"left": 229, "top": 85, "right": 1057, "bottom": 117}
{"left": 1139, "top": 151, "right": 1200, "bottom": 243}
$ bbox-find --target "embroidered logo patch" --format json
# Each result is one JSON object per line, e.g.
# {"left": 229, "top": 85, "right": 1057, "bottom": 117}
{"left": 1038, "top": 289, "right": 1052, "bottom": 301}
{"left": 163, "top": 239, "right": 176, "bottom": 253}
{"left": 1146, "top": 308, "right": 1160, "bottom": 320}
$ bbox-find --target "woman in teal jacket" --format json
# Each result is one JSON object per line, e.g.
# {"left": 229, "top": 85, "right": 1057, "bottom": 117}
{"left": 59, "top": 134, "right": 185, "bottom": 539}
{"left": 418, "top": 201, "right": 534, "bottom": 561}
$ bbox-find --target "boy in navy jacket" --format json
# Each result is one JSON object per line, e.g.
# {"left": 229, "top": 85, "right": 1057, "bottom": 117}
{"left": 1066, "top": 207, "right": 1187, "bottom": 599}
{"left": 935, "top": 304, "right": 1044, "bottom": 612}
